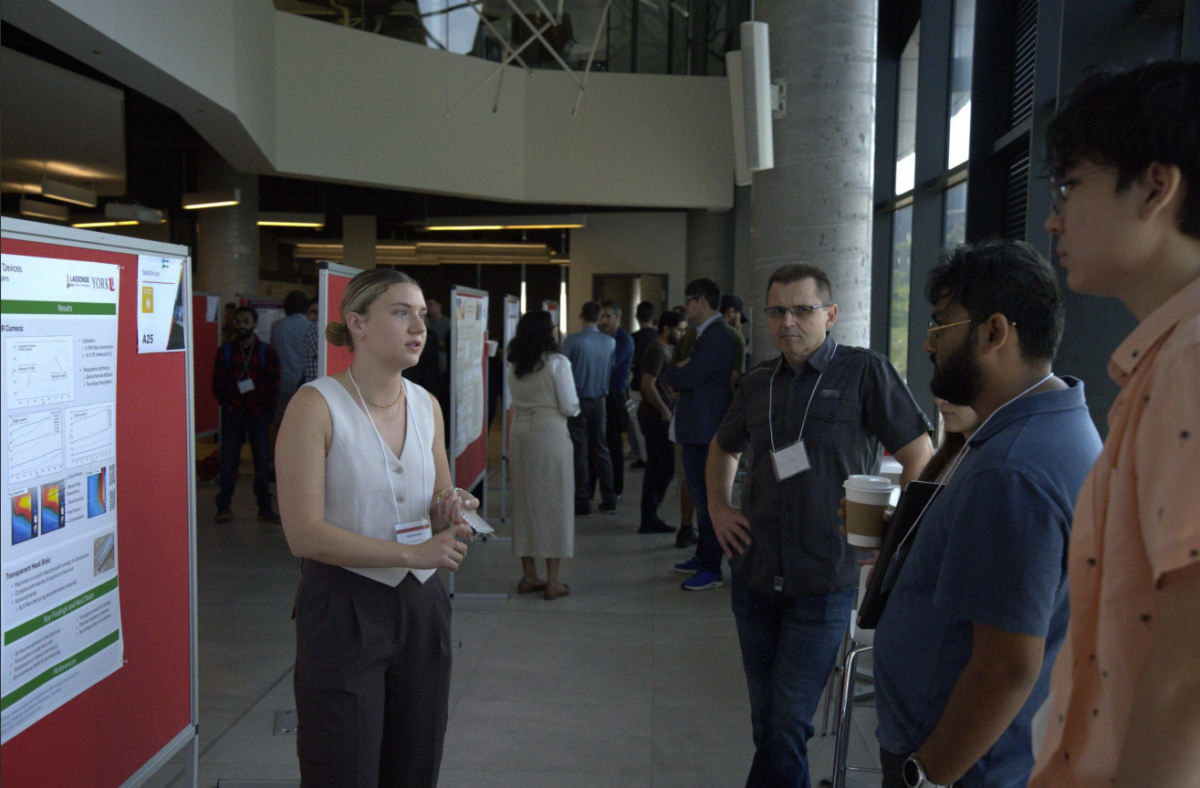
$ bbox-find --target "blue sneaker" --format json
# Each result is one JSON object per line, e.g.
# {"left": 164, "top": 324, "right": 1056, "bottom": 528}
{"left": 673, "top": 556, "right": 702, "bottom": 575}
{"left": 681, "top": 569, "right": 724, "bottom": 591}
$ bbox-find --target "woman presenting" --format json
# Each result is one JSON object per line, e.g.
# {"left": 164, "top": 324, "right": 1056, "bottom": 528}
{"left": 276, "top": 268, "right": 477, "bottom": 787}
{"left": 506, "top": 310, "right": 580, "bottom": 600}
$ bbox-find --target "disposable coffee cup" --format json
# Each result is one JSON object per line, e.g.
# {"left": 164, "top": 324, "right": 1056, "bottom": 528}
{"left": 843, "top": 475, "right": 894, "bottom": 548}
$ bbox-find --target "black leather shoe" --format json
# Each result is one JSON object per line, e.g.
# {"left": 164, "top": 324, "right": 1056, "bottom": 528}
{"left": 638, "top": 520, "right": 675, "bottom": 534}
{"left": 675, "top": 526, "right": 698, "bottom": 548}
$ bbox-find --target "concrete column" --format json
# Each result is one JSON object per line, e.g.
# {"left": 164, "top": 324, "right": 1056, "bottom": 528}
{"left": 748, "top": 1, "right": 877, "bottom": 356}
{"left": 194, "top": 149, "right": 260, "bottom": 301}
{"left": 685, "top": 209, "right": 736, "bottom": 293}
{"left": 343, "top": 215, "right": 377, "bottom": 269}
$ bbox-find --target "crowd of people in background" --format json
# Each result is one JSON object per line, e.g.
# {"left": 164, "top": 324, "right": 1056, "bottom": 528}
{"left": 215, "top": 59, "right": 1198, "bottom": 788}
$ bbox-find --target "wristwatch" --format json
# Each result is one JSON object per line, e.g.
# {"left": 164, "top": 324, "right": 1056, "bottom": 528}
{"left": 903, "top": 754, "right": 948, "bottom": 788}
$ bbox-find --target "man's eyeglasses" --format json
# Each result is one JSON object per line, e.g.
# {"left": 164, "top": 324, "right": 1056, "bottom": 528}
{"left": 1048, "top": 165, "right": 1116, "bottom": 215}
{"left": 764, "top": 304, "right": 834, "bottom": 320}
{"left": 926, "top": 317, "right": 1016, "bottom": 346}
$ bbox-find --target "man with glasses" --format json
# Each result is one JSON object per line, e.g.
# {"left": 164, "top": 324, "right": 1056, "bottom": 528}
{"left": 706, "top": 263, "right": 932, "bottom": 787}
{"left": 872, "top": 240, "right": 1102, "bottom": 788}
{"left": 1030, "top": 61, "right": 1200, "bottom": 788}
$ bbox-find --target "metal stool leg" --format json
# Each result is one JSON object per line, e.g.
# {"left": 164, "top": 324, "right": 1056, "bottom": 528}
{"left": 821, "top": 624, "right": 852, "bottom": 737}
{"left": 831, "top": 645, "right": 877, "bottom": 788}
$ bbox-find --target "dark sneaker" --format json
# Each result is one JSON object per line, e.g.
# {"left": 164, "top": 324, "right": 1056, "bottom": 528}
{"left": 681, "top": 569, "right": 724, "bottom": 591}
{"left": 575, "top": 507, "right": 594, "bottom": 518}
{"left": 257, "top": 508, "right": 282, "bottom": 524}
{"left": 675, "top": 526, "right": 698, "bottom": 548}
{"left": 638, "top": 519, "right": 675, "bottom": 534}
{"left": 215, "top": 509, "right": 233, "bottom": 523}
{"left": 598, "top": 502, "right": 619, "bottom": 515}
{"left": 673, "top": 556, "right": 702, "bottom": 574}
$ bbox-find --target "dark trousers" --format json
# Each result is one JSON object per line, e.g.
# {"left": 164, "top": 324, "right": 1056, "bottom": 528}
{"left": 880, "top": 749, "right": 962, "bottom": 787}
{"left": 294, "top": 561, "right": 452, "bottom": 788}
{"left": 732, "top": 578, "right": 857, "bottom": 788}
{"left": 638, "top": 414, "right": 674, "bottom": 524}
{"left": 216, "top": 408, "right": 272, "bottom": 511}
{"left": 569, "top": 397, "right": 616, "bottom": 511}
{"left": 601, "top": 388, "right": 629, "bottom": 497}
{"left": 681, "top": 442, "right": 723, "bottom": 573}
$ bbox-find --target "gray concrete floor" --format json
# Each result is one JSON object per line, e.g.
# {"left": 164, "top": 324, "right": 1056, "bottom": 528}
{"left": 146, "top": 440, "right": 882, "bottom": 788}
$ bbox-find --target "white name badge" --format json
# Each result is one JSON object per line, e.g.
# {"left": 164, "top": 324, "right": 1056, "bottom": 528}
{"left": 395, "top": 518, "right": 433, "bottom": 546}
{"left": 771, "top": 439, "right": 811, "bottom": 481}
{"left": 237, "top": 378, "right": 256, "bottom": 394}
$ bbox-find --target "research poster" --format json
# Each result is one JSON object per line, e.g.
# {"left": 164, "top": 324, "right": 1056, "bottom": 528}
{"left": 502, "top": 296, "right": 520, "bottom": 413}
{"left": 137, "top": 255, "right": 186, "bottom": 353}
{"left": 0, "top": 254, "right": 123, "bottom": 745}
{"left": 452, "top": 291, "right": 486, "bottom": 457}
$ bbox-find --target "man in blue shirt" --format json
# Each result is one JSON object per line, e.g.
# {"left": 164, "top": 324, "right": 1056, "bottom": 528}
{"left": 270, "top": 290, "right": 313, "bottom": 417}
{"left": 874, "top": 240, "right": 1103, "bottom": 788}
{"left": 597, "top": 301, "right": 635, "bottom": 500}
{"left": 563, "top": 301, "right": 618, "bottom": 516}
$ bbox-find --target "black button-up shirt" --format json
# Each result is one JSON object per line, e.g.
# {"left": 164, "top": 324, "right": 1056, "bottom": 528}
{"left": 715, "top": 336, "right": 931, "bottom": 599}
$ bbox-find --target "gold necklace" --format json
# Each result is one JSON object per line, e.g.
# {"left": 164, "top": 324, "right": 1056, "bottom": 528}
{"left": 349, "top": 369, "right": 404, "bottom": 420}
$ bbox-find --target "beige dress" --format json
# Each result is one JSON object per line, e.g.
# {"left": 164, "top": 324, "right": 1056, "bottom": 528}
{"left": 508, "top": 353, "right": 580, "bottom": 558}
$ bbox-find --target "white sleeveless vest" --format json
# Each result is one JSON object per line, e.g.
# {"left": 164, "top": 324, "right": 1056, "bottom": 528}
{"left": 306, "top": 376, "right": 437, "bottom": 586}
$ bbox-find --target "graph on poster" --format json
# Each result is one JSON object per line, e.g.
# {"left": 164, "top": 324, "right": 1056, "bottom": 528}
{"left": 6, "top": 410, "right": 64, "bottom": 485}
{"left": 66, "top": 403, "right": 116, "bottom": 466}
{"left": 5, "top": 335, "right": 74, "bottom": 410}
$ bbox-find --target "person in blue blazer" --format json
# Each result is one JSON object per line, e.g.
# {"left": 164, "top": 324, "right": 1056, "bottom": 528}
{"left": 661, "top": 277, "right": 738, "bottom": 590}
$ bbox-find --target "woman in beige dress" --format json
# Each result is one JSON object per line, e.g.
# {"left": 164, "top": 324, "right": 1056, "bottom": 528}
{"left": 507, "top": 310, "right": 580, "bottom": 600}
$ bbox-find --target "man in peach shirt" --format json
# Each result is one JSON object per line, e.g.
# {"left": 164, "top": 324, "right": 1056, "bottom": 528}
{"left": 1031, "top": 61, "right": 1200, "bottom": 788}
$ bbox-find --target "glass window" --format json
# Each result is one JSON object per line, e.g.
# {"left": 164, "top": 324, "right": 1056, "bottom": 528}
{"left": 889, "top": 205, "right": 915, "bottom": 380}
{"left": 895, "top": 24, "right": 920, "bottom": 195}
{"left": 947, "top": 0, "right": 975, "bottom": 168}
{"left": 944, "top": 181, "right": 968, "bottom": 246}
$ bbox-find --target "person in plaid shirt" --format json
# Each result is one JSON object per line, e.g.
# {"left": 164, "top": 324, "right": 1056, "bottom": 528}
{"left": 212, "top": 306, "right": 282, "bottom": 523}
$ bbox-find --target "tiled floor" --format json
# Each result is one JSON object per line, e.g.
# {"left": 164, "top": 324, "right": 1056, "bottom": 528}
{"left": 146, "top": 441, "right": 882, "bottom": 788}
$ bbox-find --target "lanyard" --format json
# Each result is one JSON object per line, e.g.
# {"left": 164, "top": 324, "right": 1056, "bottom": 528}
{"left": 768, "top": 339, "right": 837, "bottom": 454}
{"left": 893, "top": 371, "right": 1055, "bottom": 555}
{"left": 238, "top": 338, "right": 256, "bottom": 381}
{"left": 348, "top": 369, "right": 427, "bottom": 524}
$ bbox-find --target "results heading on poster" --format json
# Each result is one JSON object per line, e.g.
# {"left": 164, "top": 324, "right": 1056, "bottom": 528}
{"left": 0, "top": 254, "right": 124, "bottom": 745}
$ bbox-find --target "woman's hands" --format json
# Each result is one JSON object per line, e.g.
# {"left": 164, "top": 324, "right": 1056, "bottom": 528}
{"left": 407, "top": 524, "right": 473, "bottom": 570}
{"left": 436, "top": 487, "right": 480, "bottom": 527}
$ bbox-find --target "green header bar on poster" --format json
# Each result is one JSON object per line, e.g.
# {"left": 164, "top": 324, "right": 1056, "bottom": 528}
{"left": 1, "top": 299, "right": 116, "bottom": 315}
{"left": 3, "top": 577, "right": 119, "bottom": 645}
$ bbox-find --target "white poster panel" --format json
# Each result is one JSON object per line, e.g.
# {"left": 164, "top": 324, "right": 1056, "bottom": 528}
{"left": 136, "top": 255, "right": 186, "bottom": 353}
{"left": 502, "top": 295, "right": 520, "bottom": 412}
{"left": 451, "top": 290, "right": 487, "bottom": 458}
{"left": 0, "top": 254, "right": 123, "bottom": 745}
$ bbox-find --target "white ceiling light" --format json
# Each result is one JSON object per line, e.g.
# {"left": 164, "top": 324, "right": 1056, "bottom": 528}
{"left": 71, "top": 216, "right": 138, "bottom": 228}
{"left": 422, "top": 213, "right": 586, "bottom": 231}
{"left": 19, "top": 197, "right": 69, "bottom": 221}
{"left": 257, "top": 212, "right": 325, "bottom": 228}
{"left": 182, "top": 188, "right": 240, "bottom": 210}
{"left": 40, "top": 175, "right": 97, "bottom": 207}
{"left": 105, "top": 202, "right": 164, "bottom": 224}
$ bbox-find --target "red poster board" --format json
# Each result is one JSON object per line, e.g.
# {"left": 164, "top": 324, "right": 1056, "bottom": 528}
{"left": 318, "top": 262, "right": 360, "bottom": 377}
{"left": 192, "top": 293, "right": 220, "bottom": 435}
{"left": 0, "top": 224, "right": 195, "bottom": 788}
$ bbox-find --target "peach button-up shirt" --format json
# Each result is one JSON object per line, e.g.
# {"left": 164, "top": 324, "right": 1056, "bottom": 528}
{"left": 1030, "top": 274, "right": 1200, "bottom": 787}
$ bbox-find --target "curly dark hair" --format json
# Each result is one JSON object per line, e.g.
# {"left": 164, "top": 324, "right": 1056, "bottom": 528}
{"left": 1045, "top": 60, "right": 1200, "bottom": 239}
{"left": 507, "top": 310, "right": 560, "bottom": 378}
{"left": 925, "top": 239, "right": 1065, "bottom": 362}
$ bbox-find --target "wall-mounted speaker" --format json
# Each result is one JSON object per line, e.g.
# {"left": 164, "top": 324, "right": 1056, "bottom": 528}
{"left": 740, "top": 21, "right": 774, "bottom": 173}
{"left": 725, "top": 50, "right": 752, "bottom": 186}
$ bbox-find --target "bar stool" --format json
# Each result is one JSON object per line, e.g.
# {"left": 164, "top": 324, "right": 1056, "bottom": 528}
{"left": 828, "top": 565, "right": 882, "bottom": 788}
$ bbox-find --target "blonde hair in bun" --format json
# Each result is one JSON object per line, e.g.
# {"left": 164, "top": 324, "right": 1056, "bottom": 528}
{"left": 332, "top": 268, "right": 419, "bottom": 352}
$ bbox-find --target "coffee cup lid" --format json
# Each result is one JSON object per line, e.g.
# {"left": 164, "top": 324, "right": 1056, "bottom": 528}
{"left": 843, "top": 475, "right": 894, "bottom": 493}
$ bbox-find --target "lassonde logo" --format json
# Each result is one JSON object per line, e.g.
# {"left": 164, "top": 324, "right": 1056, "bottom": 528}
{"left": 66, "top": 274, "right": 116, "bottom": 291}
